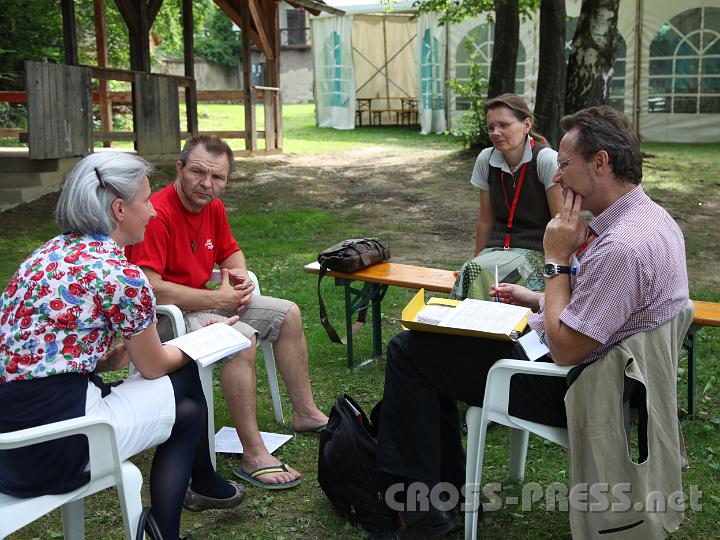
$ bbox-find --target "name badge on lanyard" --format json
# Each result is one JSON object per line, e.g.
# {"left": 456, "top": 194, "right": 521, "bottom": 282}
{"left": 572, "top": 232, "right": 597, "bottom": 276}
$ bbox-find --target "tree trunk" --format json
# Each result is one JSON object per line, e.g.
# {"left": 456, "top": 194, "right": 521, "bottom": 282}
{"left": 487, "top": 0, "right": 519, "bottom": 98}
{"left": 565, "top": 0, "right": 620, "bottom": 113}
{"left": 534, "top": 0, "right": 566, "bottom": 148}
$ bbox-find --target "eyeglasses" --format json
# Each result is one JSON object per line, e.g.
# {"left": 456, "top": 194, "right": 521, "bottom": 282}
{"left": 485, "top": 120, "right": 518, "bottom": 134}
{"left": 556, "top": 155, "right": 576, "bottom": 176}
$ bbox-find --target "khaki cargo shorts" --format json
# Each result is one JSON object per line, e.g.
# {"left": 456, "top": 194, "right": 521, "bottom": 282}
{"left": 157, "top": 294, "right": 294, "bottom": 344}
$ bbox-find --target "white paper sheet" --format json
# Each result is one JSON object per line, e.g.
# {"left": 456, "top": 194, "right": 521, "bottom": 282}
{"left": 415, "top": 304, "right": 454, "bottom": 325}
{"left": 438, "top": 299, "right": 530, "bottom": 335}
{"left": 214, "top": 426, "right": 293, "bottom": 454}
{"left": 518, "top": 330, "right": 550, "bottom": 361}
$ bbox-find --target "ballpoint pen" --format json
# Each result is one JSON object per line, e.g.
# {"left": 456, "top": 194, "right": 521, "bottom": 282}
{"left": 495, "top": 265, "right": 500, "bottom": 302}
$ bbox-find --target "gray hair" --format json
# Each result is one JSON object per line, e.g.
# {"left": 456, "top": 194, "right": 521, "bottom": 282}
{"left": 56, "top": 152, "right": 154, "bottom": 235}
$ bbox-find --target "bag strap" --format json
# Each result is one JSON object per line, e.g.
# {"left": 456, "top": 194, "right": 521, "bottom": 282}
{"left": 136, "top": 507, "right": 164, "bottom": 540}
{"left": 317, "top": 264, "right": 368, "bottom": 344}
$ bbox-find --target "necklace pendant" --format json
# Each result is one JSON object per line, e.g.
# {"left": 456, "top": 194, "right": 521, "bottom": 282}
{"left": 190, "top": 240, "right": 197, "bottom": 253}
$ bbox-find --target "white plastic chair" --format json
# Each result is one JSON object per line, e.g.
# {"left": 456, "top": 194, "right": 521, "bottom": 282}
{"left": 464, "top": 359, "right": 572, "bottom": 540}
{"left": 155, "top": 270, "right": 284, "bottom": 468}
{"left": 0, "top": 416, "right": 143, "bottom": 540}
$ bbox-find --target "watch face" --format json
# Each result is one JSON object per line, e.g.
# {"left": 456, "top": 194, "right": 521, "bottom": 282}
{"left": 543, "top": 263, "right": 556, "bottom": 276}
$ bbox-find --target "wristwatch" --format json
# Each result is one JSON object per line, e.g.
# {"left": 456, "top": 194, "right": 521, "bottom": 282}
{"left": 543, "top": 262, "right": 571, "bottom": 278}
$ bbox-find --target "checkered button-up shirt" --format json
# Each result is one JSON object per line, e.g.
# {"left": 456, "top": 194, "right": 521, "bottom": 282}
{"left": 528, "top": 185, "right": 689, "bottom": 364}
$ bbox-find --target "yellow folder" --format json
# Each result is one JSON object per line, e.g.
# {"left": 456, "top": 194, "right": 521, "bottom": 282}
{"left": 401, "top": 288, "right": 528, "bottom": 341}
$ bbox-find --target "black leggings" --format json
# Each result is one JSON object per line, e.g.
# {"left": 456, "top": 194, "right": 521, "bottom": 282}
{"left": 150, "top": 361, "right": 233, "bottom": 540}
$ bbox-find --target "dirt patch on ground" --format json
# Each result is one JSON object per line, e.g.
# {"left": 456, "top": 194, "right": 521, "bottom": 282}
{"left": 223, "top": 146, "right": 479, "bottom": 269}
{"left": 3, "top": 146, "right": 717, "bottom": 291}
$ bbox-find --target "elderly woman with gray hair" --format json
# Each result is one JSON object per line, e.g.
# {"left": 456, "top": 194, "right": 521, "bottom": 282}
{"left": 0, "top": 152, "right": 244, "bottom": 539}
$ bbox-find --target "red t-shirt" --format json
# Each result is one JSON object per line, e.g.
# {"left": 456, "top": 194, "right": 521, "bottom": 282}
{"left": 126, "top": 183, "right": 239, "bottom": 289}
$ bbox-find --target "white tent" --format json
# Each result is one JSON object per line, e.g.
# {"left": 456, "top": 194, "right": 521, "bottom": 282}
{"left": 314, "top": 0, "right": 720, "bottom": 142}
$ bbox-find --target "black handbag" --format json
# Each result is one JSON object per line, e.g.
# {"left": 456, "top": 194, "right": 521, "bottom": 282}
{"left": 136, "top": 507, "right": 164, "bottom": 540}
{"left": 317, "top": 238, "right": 390, "bottom": 344}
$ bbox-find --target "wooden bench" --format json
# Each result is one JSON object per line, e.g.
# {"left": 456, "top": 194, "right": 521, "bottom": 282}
{"left": 304, "top": 261, "right": 720, "bottom": 418}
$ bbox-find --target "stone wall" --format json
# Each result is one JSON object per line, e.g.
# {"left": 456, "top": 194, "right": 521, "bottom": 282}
{"left": 154, "top": 58, "right": 239, "bottom": 91}
{"left": 156, "top": 53, "right": 314, "bottom": 104}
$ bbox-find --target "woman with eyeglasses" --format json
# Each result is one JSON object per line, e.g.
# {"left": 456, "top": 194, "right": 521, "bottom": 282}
{"left": 451, "top": 93, "right": 564, "bottom": 301}
{"left": 0, "top": 152, "right": 244, "bottom": 539}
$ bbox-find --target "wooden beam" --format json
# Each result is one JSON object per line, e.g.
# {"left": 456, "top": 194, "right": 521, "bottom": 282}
{"left": 93, "top": 131, "right": 137, "bottom": 141}
{"left": 286, "top": 0, "right": 345, "bottom": 16}
{"left": 182, "top": 0, "right": 198, "bottom": 135}
{"left": 90, "top": 66, "right": 193, "bottom": 85}
{"left": 0, "top": 91, "right": 27, "bottom": 103}
{"left": 135, "top": 0, "right": 151, "bottom": 72}
{"left": 247, "top": 0, "right": 274, "bottom": 60}
{"left": 240, "top": 0, "right": 257, "bottom": 151}
{"left": 213, "top": 0, "right": 262, "bottom": 53}
{"left": 0, "top": 129, "right": 26, "bottom": 137}
{"left": 113, "top": 0, "right": 139, "bottom": 33}
{"left": 94, "top": 0, "right": 112, "bottom": 147}
{"left": 147, "top": 0, "right": 163, "bottom": 25}
{"left": 61, "top": 0, "right": 79, "bottom": 65}
{"left": 114, "top": 0, "right": 150, "bottom": 72}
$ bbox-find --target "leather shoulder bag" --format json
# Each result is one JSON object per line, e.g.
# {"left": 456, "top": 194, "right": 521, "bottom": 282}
{"left": 317, "top": 238, "right": 390, "bottom": 343}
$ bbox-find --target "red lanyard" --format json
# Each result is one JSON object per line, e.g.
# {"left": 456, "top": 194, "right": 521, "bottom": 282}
{"left": 500, "top": 138, "right": 534, "bottom": 249}
{"left": 575, "top": 232, "right": 597, "bottom": 257}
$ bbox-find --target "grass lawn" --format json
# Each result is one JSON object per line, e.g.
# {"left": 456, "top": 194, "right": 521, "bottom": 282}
{"left": 0, "top": 105, "right": 719, "bottom": 539}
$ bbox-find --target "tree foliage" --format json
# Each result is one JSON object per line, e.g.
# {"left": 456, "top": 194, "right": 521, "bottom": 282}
{"left": 194, "top": 4, "right": 243, "bottom": 67}
{"left": 0, "top": 0, "right": 218, "bottom": 91}
{"left": 412, "top": 0, "right": 538, "bottom": 25}
{"left": 0, "top": 1, "right": 63, "bottom": 90}
{"left": 447, "top": 42, "right": 490, "bottom": 149}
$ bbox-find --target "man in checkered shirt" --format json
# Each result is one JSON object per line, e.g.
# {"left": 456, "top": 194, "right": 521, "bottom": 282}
{"left": 374, "top": 106, "right": 689, "bottom": 537}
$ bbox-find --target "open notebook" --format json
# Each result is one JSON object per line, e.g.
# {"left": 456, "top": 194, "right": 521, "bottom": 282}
{"left": 401, "top": 289, "right": 530, "bottom": 341}
{"left": 165, "top": 323, "right": 252, "bottom": 367}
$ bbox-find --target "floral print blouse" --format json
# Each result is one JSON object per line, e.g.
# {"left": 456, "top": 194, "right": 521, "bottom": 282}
{"left": 0, "top": 233, "right": 156, "bottom": 383}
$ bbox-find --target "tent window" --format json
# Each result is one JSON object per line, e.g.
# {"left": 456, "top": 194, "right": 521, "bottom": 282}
{"left": 318, "top": 31, "right": 352, "bottom": 108}
{"left": 609, "top": 37, "right": 627, "bottom": 112}
{"left": 648, "top": 7, "right": 720, "bottom": 114}
{"left": 454, "top": 24, "right": 526, "bottom": 111}
{"left": 421, "top": 29, "right": 445, "bottom": 110}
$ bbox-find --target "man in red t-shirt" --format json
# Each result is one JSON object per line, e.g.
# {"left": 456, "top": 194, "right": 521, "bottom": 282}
{"left": 127, "top": 135, "right": 328, "bottom": 489}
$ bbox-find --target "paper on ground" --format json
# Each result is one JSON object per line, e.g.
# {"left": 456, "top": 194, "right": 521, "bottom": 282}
{"left": 518, "top": 330, "right": 550, "bottom": 361}
{"left": 214, "top": 426, "right": 293, "bottom": 454}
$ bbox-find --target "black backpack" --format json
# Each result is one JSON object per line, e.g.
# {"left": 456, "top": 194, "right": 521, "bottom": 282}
{"left": 318, "top": 394, "right": 397, "bottom": 537}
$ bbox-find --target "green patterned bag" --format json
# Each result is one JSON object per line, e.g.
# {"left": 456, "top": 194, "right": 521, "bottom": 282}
{"left": 450, "top": 247, "right": 545, "bottom": 300}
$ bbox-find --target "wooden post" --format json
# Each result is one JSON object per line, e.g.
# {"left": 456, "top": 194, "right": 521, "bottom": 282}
{"left": 382, "top": 16, "right": 390, "bottom": 122}
{"left": 240, "top": 0, "right": 257, "bottom": 151}
{"left": 264, "top": 0, "right": 280, "bottom": 150}
{"left": 117, "top": 0, "right": 151, "bottom": 72}
{"left": 61, "top": 0, "right": 79, "bottom": 66}
{"left": 183, "top": 0, "right": 198, "bottom": 136}
{"left": 94, "top": 0, "right": 112, "bottom": 147}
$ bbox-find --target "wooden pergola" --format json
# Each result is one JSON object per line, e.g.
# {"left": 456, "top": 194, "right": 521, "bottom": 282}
{"left": 21, "top": 0, "right": 343, "bottom": 161}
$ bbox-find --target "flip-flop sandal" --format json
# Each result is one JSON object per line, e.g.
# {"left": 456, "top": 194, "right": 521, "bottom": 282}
{"left": 232, "top": 463, "right": 302, "bottom": 490}
{"left": 292, "top": 423, "right": 328, "bottom": 435}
